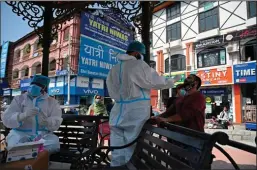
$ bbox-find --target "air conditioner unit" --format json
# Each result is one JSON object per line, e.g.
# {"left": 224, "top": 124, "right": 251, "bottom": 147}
{"left": 227, "top": 44, "right": 239, "bottom": 53}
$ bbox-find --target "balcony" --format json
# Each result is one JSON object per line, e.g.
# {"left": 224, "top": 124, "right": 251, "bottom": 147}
{"left": 32, "top": 48, "right": 43, "bottom": 58}
{"left": 22, "top": 54, "right": 30, "bottom": 61}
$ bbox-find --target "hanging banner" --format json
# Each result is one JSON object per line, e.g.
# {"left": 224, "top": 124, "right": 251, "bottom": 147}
{"left": 78, "top": 36, "right": 124, "bottom": 79}
{"left": 81, "top": 11, "right": 134, "bottom": 50}
{"left": 1, "top": 42, "right": 10, "bottom": 78}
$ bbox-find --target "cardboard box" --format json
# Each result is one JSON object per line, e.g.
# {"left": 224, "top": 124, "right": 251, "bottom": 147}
{"left": 3, "top": 150, "right": 49, "bottom": 170}
{"left": 6, "top": 140, "right": 44, "bottom": 163}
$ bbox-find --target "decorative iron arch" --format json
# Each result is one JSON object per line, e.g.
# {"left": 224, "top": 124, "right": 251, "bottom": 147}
{"left": 6, "top": 1, "right": 158, "bottom": 76}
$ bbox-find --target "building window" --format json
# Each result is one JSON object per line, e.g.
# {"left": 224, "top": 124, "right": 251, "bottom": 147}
{"left": 248, "top": 1, "right": 257, "bottom": 19}
{"left": 199, "top": 1, "right": 215, "bottom": 8}
{"left": 199, "top": 7, "right": 219, "bottom": 33}
{"left": 13, "top": 70, "right": 19, "bottom": 79}
{"left": 34, "top": 40, "right": 42, "bottom": 51}
{"left": 49, "top": 59, "right": 56, "bottom": 71}
{"left": 35, "top": 64, "right": 42, "bottom": 74}
{"left": 166, "top": 22, "right": 181, "bottom": 42}
{"left": 21, "top": 66, "right": 29, "bottom": 78}
{"left": 244, "top": 39, "right": 257, "bottom": 61}
{"left": 63, "top": 27, "right": 70, "bottom": 41}
{"left": 23, "top": 44, "right": 31, "bottom": 55}
{"left": 197, "top": 48, "right": 226, "bottom": 68}
{"left": 166, "top": 3, "right": 180, "bottom": 21}
{"left": 165, "top": 54, "right": 186, "bottom": 73}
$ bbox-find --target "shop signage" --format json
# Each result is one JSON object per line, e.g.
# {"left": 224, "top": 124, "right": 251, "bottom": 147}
{"left": 12, "top": 89, "right": 21, "bottom": 96}
{"left": 200, "top": 88, "right": 227, "bottom": 95}
{"left": 78, "top": 36, "right": 125, "bottom": 79}
{"left": 49, "top": 87, "right": 63, "bottom": 95}
{"left": 56, "top": 70, "right": 68, "bottom": 76}
{"left": 224, "top": 26, "right": 257, "bottom": 42}
{"left": 20, "top": 78, "right": 32, "bottom": 91}
{"left": 194, "top": 36, "right": 223, "bottom": 50}
{"left": 81, "top": 11, "right": 133, "bottom": 50}
{"left": 1, "top": 42, "right": 10, "bottom": 78}
{"left": 3, "top": 89, "right": 11, "bottom": 96}
{"left": 83, "top": 89, "right": 99, "bottom": 95}
{"left": 79, "top": 11, "right": 133, "bottom": 79}
{"left": 233, "top": 61, "right": 256, "bottom": 83}
{"left": 188, "top": 66, "right": 233, "bottom": 86}
{"left": 164, "top": 72, "right": 186, "bottom": 87}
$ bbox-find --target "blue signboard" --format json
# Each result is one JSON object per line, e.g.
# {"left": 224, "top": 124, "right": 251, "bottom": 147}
{"left": 20, "top": 78, "right": 32, "bottom": 91}
{"left": 81, "top": 12, "right": 134, "bottom": 50}
{"left": 233, "top": 62, "right": 256, "bottom": 83}
{"left": 76, "top": 76, "right": 104, "bottom": 96}
{"left": 1, "top": 42, "right": 9, "bottom": 78}
{"left": 48, "top": 87, "right": 64, "bottom": 96}
{"left": 78, "top": 36, "right": 124, "bottom": 79}
{"left": 3, "top": 89, "right": 12, "bottom": 96}
{"left": 56, "top": 70, "right": 68, "bottom": 76}
{"left": 200, "top": 88, "right": 227, "bottom": 95}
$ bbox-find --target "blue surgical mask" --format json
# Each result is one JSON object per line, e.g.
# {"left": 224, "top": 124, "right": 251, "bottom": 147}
{"left": 28, "top": 85, "right": 42, "bottom": 97}
{"left": 179, "top": 89, "right": 186, "bottom": 96}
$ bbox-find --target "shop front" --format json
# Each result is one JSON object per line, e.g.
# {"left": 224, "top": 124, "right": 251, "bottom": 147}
{"left": 233, "top": 61, "right": 256, "bottom": 123}
{"left": 188, "top": 66, "right": 233, "bottom": 120}
{"left": 48, "top": 76, "right": 104, "bottom": 106}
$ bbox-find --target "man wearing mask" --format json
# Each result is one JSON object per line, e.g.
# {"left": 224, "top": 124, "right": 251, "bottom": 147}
{"left": 154, "top": 74, "right": 206, "bottom": 132}
{"left": 1, "top": 75, "right": 63, "bottom": 154}
{"left": 106, "top": 41, "right": 181, "bottom": 167}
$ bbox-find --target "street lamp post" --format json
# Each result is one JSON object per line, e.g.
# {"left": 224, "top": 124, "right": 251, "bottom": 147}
{"left": 66, "top": 35, "right": 71, "bottom": 105}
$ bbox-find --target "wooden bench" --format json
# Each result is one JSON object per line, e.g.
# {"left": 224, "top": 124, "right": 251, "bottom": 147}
{"left": 50, "top": 115, "right": 108, "bottom": 164}
{"left": 71, "top": 120, "right": 230, "bottom": 170}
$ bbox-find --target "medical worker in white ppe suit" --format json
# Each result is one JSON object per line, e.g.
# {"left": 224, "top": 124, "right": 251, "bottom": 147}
{"left": 106, "top": 41, "right": 181, "bottom": 167}
{"left": 1, "top": 75, "right": 63, "bottom": 154}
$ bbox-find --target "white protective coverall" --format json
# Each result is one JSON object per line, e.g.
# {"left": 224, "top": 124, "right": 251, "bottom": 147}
{"left": 1, "top": 93, "right": 63, "bottom": 154}
{"left": 106, "top": 54, "right": 176, "bottom": 166}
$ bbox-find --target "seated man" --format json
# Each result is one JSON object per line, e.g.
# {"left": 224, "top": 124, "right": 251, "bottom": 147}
{"left": 1, "top": 75, "right": 63, "bottom": 154}
{"left": 153, "top": 74, "right": 206, "bottom": 132}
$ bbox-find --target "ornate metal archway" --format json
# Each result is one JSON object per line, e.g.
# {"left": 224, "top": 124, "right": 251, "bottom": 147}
{"left": 6, "top": 1, "right": 156, "bottom": 76}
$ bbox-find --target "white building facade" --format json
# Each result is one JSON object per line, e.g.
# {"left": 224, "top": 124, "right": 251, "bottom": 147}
{"left": 147, "top": 1, "right": 256, "bottom": 123}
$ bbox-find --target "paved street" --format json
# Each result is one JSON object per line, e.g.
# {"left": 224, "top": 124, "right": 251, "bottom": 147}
{"left": 212, "top": 145, "right": 256, "bottom": 169}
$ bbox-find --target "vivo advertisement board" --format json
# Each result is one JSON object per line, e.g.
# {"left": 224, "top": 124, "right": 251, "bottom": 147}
{"left": 79, "top": 11, "right": 134, "bottom": 79}
{"left": 76, "top": 76, "right": 104, "bottom": 96}
{"left": 1, "top": 42, "right": 9, "bottom": 78}
{"left": 48, "top": 76, "right": 104, "bottom": 96}
{"left": 233, "top": 62, "right": 256, "bottom": 83}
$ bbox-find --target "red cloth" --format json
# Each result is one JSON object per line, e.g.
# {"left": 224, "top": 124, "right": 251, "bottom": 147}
{"left": 176, "top": 91, "right": 206, "bottom": 132}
